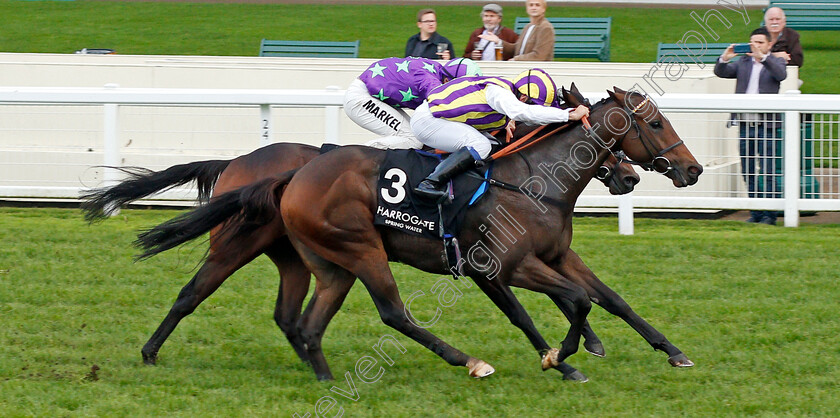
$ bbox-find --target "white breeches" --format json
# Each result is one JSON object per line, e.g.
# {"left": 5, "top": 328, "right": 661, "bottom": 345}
{"left": 410, "top": 101, "right": 493, "bottom": 159}
{"left": 344, "top": 79, "right": 422, "bottom": 149}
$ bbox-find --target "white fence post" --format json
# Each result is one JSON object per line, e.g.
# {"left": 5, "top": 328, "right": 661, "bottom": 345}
{"left": 102, "top": 84, "right": 120, "bottom": 215}
{"left": 260, "top": 104, "right": 272, "bottom": 147}
{"left": 784, "top": 110, "right": 801, "bottom": 227}
{"left": 618, "top": 192, "right": 634, "bottom": 235}
{"left": 325, "top": 86, "right": 341, "bottom": 144}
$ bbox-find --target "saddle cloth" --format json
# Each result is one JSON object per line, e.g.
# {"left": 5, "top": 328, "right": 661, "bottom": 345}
{"left": 374, "top": 149, "right": 489, "bottom": 240}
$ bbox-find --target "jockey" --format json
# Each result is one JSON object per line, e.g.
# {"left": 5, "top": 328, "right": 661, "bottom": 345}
{"left": 344, "top": 57, "right": 482, "bottom": 150}
{"left": 411, "top": 68, "right": 590, "bottom": 200}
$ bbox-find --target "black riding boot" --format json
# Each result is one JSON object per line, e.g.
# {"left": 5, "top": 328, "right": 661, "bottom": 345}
{"left": 415, "top": 147, "right": 478, "bottom": 201}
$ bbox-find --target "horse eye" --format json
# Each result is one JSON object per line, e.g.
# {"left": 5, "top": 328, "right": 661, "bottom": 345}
{"left": 649, "top": 121, "right": 663, "bottom": 129}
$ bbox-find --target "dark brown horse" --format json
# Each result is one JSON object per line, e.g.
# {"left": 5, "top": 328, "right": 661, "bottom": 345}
{"left": 82, "top": 127, "right": 637, "bottom": 375}
{"left": 133, "top": 87, "right": 701, "bottom": 380}
{"left": 82, "top": 113, "right": 639, "bottom": 374}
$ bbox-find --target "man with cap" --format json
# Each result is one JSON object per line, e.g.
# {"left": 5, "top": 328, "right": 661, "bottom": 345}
{"left": 411, "top": 68, "right": 589, "bottom": 200}
{"left": 464, "top": 4, "right": 519, "bottom": 61}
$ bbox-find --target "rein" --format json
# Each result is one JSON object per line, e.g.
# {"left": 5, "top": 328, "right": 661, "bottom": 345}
{"left": 488, "top": 122, "right": 576, "bottom": 161}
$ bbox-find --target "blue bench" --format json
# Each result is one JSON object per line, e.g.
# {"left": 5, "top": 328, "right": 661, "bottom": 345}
{"left": 259, "top": 39, "right": 360, "bottom": 58}
{"left": 656, "top": 42, "right": 732, "bottom": 65}
{"left": 513, "top": 17, "right": 611, "bottom": 62}
{"left": 768, "top": 1, "right": 840, "bottom": 30}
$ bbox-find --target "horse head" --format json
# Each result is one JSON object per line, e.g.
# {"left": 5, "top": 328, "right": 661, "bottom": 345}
{"left": 604, "top": 87, "right": 703, "bottom": 187}
{"left": 562, "top": 83, "right": 640, "bottom": 195}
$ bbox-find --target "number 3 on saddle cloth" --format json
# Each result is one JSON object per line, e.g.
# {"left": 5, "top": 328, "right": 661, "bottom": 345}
{"left": 374, "top": 149, "right": 491, "bottom": 277}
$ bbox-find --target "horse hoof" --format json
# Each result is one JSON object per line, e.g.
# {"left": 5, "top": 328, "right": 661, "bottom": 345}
{"left": 563, "top": 370, "right": 589, "bottom": 382}
{"left": 584, "top": 341, "right": 606, "bottom": 358}
{"left": 467, "top": 359, "right": 495, "bottom": 378}
{"left": 541, "top": 348, "right": 560, "bottom": 370}
{"left": 316, "top": 373, "right": 334, "bottom": 381}
{"left": 668, "top": 353, "right": 694, "bottom": 368}
{"left": 141, "top": 351, "right": 157, "bottom": 365}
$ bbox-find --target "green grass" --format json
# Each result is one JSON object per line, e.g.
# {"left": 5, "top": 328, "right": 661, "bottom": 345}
{"left": 1, "top": 207, "right": 839, "bottom": 416}
{"left": 0, "top": 1, "right": 838, "bottom": 93}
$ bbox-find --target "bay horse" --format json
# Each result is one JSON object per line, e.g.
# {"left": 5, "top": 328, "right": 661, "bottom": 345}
{"left": 133, "top": 87, "right": 701, "bottom": 380}
{"left": 82, "top": 114, "right": 638, "bottom": 377}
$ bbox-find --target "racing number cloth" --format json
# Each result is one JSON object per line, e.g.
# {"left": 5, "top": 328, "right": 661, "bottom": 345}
{"left": 374, "top": 149, "right": 486, "bottom": 240}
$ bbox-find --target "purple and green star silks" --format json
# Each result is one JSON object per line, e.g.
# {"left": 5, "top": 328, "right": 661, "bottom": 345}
{"left": 359, "top": 57, "right": 447, "bottom": 109}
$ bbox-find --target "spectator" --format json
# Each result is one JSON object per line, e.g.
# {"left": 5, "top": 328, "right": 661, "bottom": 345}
{"left": 714, "top": 27, "right": 787, "bottom": 225}
{"left": 464, "top": 4, "right": 519, "bottom": 61}
{"left": 344, "top": 57, "right": 482, "bottom": 150}
{"left": 405, "top": 9, "right": 454, "bottom": 60}
{"left": 765, "top": 7, "right": 803, "bottom": 67}
{"left": 480, "top": 0, "right": 554, "bottom": 61}
{"left": 410, "top": 69, "right": 589, "bottom": 200}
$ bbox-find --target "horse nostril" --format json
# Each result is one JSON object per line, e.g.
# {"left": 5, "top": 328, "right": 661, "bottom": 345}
{"left": 624, "top": 176, "right": 639, "bottom": 187}
{"left": 688, "top": 164, "right": 704, "bottom": 177}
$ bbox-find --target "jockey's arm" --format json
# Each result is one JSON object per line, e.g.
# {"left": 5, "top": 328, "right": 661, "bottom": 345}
{"left": 485, "top": 84, "right": 570, "bottom": 125}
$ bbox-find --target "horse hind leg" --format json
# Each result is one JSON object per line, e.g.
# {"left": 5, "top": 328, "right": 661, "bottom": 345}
{"left": 292, "top": 235, "right": 493, "bottom": 378}
{"left": 351, "top": 259, "right": 493, "bottom": 378}
{"left": 264, "top": 239, "right": 312, "bottom": 364}
{"left": 141, "top": 225, "right": 273, "bottom": 365}
{"left": 290, "top": 250, "right": 358, "bottom": 381}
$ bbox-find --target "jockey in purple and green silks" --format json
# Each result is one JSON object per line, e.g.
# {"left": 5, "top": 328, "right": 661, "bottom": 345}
{"left": 411, "top": 68, "right": 591, "bottom": 201}
{"left": 344, "top": 57, "right": 482, "bottom": 150}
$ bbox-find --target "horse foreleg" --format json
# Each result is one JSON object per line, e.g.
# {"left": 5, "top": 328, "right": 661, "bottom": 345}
{"left": 471, "top": 277, "right": 588, "bottom": 382}
{"left": 509, "top": 253, "right": 591, "bottom": 366}
{"left": 265, "top": 238, "right": 312, "bottom": 364}
{"left": 554, "top": 250, "right": 693, "bottom": 368}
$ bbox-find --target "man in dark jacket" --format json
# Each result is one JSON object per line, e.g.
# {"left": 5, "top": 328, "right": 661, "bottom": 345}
{"left": 765, "top": 7, "right": 803, "bottom": 67}
{"left": 405, "top": 9, "right": 454, "bottom": 60}
{"left": 714, "top": 27, "right": 787, "bottom": 225}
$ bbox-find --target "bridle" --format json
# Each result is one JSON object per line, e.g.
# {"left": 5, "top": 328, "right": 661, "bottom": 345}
{"left": 616, "top": 95, "right": 685, "bottom": 175}
{"left": 595, "top": 150, "right": 630, "bottom": 181}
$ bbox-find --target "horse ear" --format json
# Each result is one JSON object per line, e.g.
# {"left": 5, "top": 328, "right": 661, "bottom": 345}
{"left": 570, "top": 82, "right": 582, "bottom": 96}
{"left": 563, "top": 87, "right": 582, "bottom": 107}
{"left": 608, "top": 88, "right": 625, "bottom": 104}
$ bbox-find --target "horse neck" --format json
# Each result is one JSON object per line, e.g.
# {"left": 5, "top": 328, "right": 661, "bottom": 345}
{"left": 513, "top": 104, "right": 622, "bottom": 201}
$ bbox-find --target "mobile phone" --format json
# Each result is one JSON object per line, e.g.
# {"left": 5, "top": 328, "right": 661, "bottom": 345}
{"left": 733, "top": 43, "right": 751, "bottom": 54}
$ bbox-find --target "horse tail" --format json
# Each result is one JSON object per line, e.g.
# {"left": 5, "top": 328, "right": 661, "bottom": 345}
{"left": 134, "top": 169, "right": 297, "bottom": 261}
{"left": 80, "top": 160, "right": 231, "bottom": 223}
